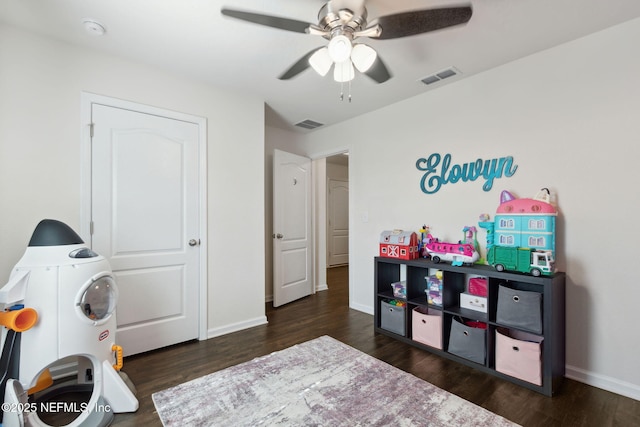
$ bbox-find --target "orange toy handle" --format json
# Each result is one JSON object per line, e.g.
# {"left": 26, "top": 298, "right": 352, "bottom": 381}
{"left": 0, "top": 307, "right": 38, "bottom": 332}
{"left": 112, "top": 344, "right": 124, "bottom": 371}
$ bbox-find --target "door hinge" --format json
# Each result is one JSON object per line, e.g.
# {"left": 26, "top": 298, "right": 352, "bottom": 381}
{"left": 89, "top": 123, "right": 94, "bottom": 138}
{"left": 90, "top": 221, "right": 94, "bottom": 235}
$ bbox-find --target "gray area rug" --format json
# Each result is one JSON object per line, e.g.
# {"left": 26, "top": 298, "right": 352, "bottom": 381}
{"left": 152, "top": 335, "right": 519, "bottom": 426}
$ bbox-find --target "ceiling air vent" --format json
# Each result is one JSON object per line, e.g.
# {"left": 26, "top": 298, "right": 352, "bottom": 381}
{"left": 295, "top": 119, "right": 324, "bottom": 130}
{"left": 420, "top": 67, "right": 461, "bottom": 86}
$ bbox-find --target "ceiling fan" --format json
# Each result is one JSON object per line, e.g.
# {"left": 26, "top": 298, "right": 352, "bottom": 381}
{"left": 221, "top": 0, "right": 473, "bottom": 86}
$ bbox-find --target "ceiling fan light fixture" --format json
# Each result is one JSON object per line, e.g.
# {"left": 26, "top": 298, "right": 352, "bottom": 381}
{"left": 333, "top": 60, "right": 354, "bottom": 83}
{"left": 309, "top": 47, "right": 333, "bottom": 76}
{"left": 327, "top": 35, "right": 353, "bottom": 63}
{"left": 351, "top": 44, "right": 377, "bottom": 72}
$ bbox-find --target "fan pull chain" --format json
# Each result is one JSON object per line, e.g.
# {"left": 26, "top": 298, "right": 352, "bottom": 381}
{"left": 339, "top": 79, "right": 352, "bottom": 102}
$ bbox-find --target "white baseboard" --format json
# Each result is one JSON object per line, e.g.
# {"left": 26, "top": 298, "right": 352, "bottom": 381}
{"left": 566, "top": 365, "right": 640, "bottom": 401}
{"left": 207, "top": 316, "right": 268, "bottom": 339}
{"left": 349, "top": 302, "right": 374, "bottom": 316}
{"left": 265, "top": 286, "right": 326, "bottom": 301}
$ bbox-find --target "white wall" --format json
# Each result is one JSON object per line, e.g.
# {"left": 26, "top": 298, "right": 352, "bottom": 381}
{"left": 0, "top": 24, "right": 266, "bottom": 337}
{"left": 299, "top": 17, "right": 640, "bottom": 399}
{"left": 313, "top": 157, "right": 327, "bottom": 291}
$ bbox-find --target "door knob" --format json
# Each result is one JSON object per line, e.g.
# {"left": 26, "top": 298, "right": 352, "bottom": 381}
{"left": 273, "top": 233, "right": 283, "bottom": 239}
{"left": 188, "top": 239, "right": 200, "bottom": 246}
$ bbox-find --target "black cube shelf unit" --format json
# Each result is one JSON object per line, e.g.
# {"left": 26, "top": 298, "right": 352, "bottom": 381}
{"left": 374, "top": 256, "right": 566, "bottom": 396}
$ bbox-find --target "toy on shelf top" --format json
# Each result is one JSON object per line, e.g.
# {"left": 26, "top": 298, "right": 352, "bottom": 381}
{"left": 478, "top": 214, "right": 494, "bottom": 250}
{"left": 487, "top": 245, "right": 555, "bottom": 276}
{"left": 418, "top": 225, "right": 433, "bottom": 258}
{"left": 479, "top": 188, "right": 558, "bottom": 276}
{"left": 423, "top": 227, "right": 480, "bottom": 266}
{"left": 379, "top": 229, "right": 419, "bottom": 260}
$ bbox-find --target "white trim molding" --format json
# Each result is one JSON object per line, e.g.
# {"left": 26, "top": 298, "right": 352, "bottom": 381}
{"left": 207, "top": 316, "right": 268, "bottom": 339}
{"left": 566, "top": 365, "right": 640, "bottom": 401}
{"left": 80, "top": 91, "right": 209, "bottom": 343}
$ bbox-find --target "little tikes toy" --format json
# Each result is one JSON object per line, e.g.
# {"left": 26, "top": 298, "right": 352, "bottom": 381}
{"left": 0, "top": 219, "right": 138, "bottom": 427}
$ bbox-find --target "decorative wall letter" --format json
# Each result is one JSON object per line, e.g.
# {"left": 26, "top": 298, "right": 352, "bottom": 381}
{"left": 416, "top": 153, "right": 518, "bottom": 194}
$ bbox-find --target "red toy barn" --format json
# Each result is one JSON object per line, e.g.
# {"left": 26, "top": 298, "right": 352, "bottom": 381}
{"left": 379, "top": 230, "right": 419, "bottom": 260}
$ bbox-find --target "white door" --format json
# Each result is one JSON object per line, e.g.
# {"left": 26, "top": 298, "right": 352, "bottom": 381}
{"left": 91, "top": 103, "right": 200, "bottom": 356}
{"left": 273, "top": 149, "right": 313, "bottom": 307}
{"left": 328, "top": 178, "right": 349, "bottom": 266}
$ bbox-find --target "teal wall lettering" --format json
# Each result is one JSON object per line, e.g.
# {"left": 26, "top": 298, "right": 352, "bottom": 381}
{"left": 416, "top": 153, "right": 518, "bottom": 194}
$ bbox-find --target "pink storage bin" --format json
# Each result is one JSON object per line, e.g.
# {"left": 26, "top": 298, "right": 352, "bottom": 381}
{"left": 495, "top": 328, "right": 544, "bottom": 386}
{"left": 468, "top": 277, "right": 488, "bottom": 297}
{"left": 412, "top": 306, "right": 442, "bottom": 349}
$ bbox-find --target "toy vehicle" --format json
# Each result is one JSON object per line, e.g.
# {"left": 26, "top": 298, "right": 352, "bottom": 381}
{"left": 425, "top": 236, "right": 480, "bottom": 266}
{"left": 487, "top": 246, "right": 555, "bottom": 276}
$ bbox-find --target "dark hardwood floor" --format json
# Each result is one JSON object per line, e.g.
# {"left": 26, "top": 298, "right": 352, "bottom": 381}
{"left": 101, "top": 266, "right": 638, "bottom": 426}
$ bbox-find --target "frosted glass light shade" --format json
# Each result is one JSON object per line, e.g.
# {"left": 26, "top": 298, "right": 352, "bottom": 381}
{"left": 309, "top": 47, "right": 332, "bottom": 76}
{"left": 351, "top": 44, "right": 377, "bottom": 72}
{"left": 328, "top": 35, "right": 353, "bottom": 63}
{"left": 333, "top": 61, "right": 355, "bottom": 82}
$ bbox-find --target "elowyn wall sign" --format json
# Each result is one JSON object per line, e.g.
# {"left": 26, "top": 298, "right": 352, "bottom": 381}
{"left": 416, "top": 153, "right": 518, "bottom": 194}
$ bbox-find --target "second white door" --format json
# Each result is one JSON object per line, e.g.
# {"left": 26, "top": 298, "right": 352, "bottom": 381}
{"left": 273, "top": 149, "right": 313, "bottom": 307}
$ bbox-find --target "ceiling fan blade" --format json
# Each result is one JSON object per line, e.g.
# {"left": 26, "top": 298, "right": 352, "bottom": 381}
{"left": 221, "top": 8, "right": 313, "bottom": 33}
{"left": 363, "top": 55, "right": 391, "bottom": 84}
{"left": 372, "top": 6, "right": 473, "bottom": 40}
{"left": 278, "top": 48, "right": 324, "bottom": 80}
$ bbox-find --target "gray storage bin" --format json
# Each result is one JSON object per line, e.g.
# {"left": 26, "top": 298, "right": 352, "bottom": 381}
{"left": 380, "top": 301, "right": 406, "bottom": 335}
{"left": 447, "top": 317, "right": 486, "bottom": 364}
{"left": 496, "top": 285, "right": 542, "bottom": 334}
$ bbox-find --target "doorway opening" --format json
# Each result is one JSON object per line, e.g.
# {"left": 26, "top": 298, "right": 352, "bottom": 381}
{"left": 326, "top": 153, "right": 349, "bottom": 268}
{"left": 317, "top": 152, "right": 349, "bottom": 304}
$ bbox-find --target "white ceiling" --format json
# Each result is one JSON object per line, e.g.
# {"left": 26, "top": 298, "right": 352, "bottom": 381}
{"left": 2, "top": 0, "right": 640, "bottom": 133}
